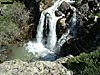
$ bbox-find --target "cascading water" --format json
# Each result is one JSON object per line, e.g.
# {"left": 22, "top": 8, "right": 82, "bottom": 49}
{"left": 25, "top": 0, "right": 77, "bottom": 61}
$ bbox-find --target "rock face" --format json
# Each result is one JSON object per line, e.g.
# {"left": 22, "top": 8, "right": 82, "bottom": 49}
{"left": 40, "top": 0, "right": 53, "bottom": 12}
{"left": 55, "top": 10, "right": 62, "bottom": 16}
{"left": 56, "top": 1, "right": 76, "bottom": 40}
{"left": 18, "top": 43, "right": 24, "bottom": 47}
{"left": 60, "top": 1, "right": 70, "bottom": 14}
{"left": 57, "top": 18, "right": 68, "bottom": 38}
{"left": 60, "top": 1, "right": 76, "bottom": 14}
{"left": 0, "top": 55, "right": 74, "bottom": 75}
{"left": 61, "top": 0, "right": 100, "bottom": 56}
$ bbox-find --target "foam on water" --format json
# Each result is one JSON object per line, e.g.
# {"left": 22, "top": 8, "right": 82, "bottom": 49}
{"left": 25, "top": 0, "right": 76, "bottom": 61}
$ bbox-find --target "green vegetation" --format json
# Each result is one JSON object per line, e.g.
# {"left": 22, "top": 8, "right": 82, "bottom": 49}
{"left": 0, "top": 0, "right": 29, "bottom": 45}
{"left": 60, "top": 72, "right": 63, "bottom": 75}
{"left": 92, "top": 13, "right": 100, "bottom": 17}
{"left": 0, "top": 0, "right": 14, "bottom": 7}
{"left": 0, "top": 0, "right": 29, "bottom": 32}
{"left": 92, "top": 6, "right": 100, "bottom": 18}
{"left": 66, "top": 47, "right": 100, "bottom": 75}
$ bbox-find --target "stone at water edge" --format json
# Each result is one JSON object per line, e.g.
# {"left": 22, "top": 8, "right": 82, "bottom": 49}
{"left": 0, "top": 50, "right": 4, "bottom": 54}
{"left": 0, "top": 58, "right": 5, "bottom": 63}
{"left": 57, "top": 18, "right": 67, "bottom": 29}
{"left": 18, "top": 43, "right": 24, "bottom": 47}
{"left": 3, "top": 49, "right": 12, "bottom": 54}
{"left": 66, "top": 12, "right": 71, "bottom": 20}
{"left": 55, "top": 10, "right": 62, "bottom": 16}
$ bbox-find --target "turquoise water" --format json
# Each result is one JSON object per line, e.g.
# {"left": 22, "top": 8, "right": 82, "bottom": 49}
{"left": 5, "top": 44, "right": 39, "bottom": 62}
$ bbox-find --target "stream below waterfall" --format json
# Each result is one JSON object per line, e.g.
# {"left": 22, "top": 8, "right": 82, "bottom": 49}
{"left": 0, "top": 0, "right": 77, "bottom": 62}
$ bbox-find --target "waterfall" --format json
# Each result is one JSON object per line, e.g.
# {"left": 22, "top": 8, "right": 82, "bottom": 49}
{"left": 56, "top": 12, "right": 77, "bottom": 52}
{"left": 25, "top": 0, "right": 76, "bottom": 61}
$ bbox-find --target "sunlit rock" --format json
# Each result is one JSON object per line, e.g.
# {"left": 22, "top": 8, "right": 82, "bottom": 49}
{"left": 66, "top": 12, "right": 71, "bottom": 20}
{"left": 0, "top": 58, "right": 5, "bottom": 63}
{"left": 55, "top": 10, "right": 62, "bottom": 16}
{"left": 60, "top": 1, "right": 70, "bottom": 14}
{"left": 58, "top": 18, "right": 67, "bottom": 29}
{"left": 18, "top": 43, "right": 24, "bottom": 47}
{"left": 4, "top": 49, "right": 12, "bottom": 54}
{"left": 94, "top": 16, "right": 98, "bottom": 22}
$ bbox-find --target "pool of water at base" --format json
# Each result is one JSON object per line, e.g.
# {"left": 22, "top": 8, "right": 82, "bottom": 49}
{"left": 4, "top": 44, "right": 40, "bottom": 62}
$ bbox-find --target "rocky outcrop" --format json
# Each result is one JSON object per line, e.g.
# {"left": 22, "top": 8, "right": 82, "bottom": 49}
{"left": 18, "top": 43, "right": 24, "bottom": 47}
{"left": 40, "top": 0, "right": 53, "bottom": 12}
{"left": 55, "top": 10, "right": 62, "bottom": 16}
{"left": 60, "top": 0, "right": 100, "bottom": 56}
{"left": 57, "top": 18, "right": 67, "bottom": 38}
{"left": 56, "top": 1, "right": 76, "bottom": 40}
{"left": 60, "top": 1, "right": 76, "bottom": 14}
{"left": 0, "top": 55, "right": 74, "bottom": 75}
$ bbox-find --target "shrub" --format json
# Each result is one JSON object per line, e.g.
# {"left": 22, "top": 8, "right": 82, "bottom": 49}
{"left": 66, "top": 47, "right": 100, "bottom": 75}
{"left": 0, "top": 1, "right": 30, "bottom": 45}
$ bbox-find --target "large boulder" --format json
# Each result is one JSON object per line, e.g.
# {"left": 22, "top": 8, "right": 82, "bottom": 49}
{"left": 56, "top": 18, "right": 68, "bottom": 38}
{"left": 60, "top": 1, "right": 76, "bottom": 14}
{"left": 57, "top": 18, "right": 67, "bottom": 30}
{"left": 60, "top": 1, "right": 70, "bottom": 14}
{"left": 55, "top": 10, "right": 62, "bottom": 16}
{"left": 0, "top": 59, "right": 73, "bottom": 75}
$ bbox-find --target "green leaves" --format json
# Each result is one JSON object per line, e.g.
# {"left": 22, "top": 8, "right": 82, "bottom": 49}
{"left": 67, "top": 49, "right": 100, "bottom": 74}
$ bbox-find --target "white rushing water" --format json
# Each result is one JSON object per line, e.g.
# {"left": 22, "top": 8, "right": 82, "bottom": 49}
{"left": 25, "top": 0, "right": 76, "bottom": 61}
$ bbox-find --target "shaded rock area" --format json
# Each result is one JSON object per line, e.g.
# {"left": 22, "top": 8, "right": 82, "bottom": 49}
{"left": 60, "top": 0, "right": 100, "bottom": 56}
{"left": 0, "top": 55, "right": 73, "bottom": 75}
{"left": 56, "top": 1, "right": 76, "bottom": 39}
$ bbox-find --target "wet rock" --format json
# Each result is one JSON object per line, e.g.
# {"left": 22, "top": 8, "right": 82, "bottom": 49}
{"left": 57, "top": 18, "right": 67, "bottom": 30}
{"left": 60, "top": 1, "right": 76, "bottom": 14}
{"left": 18, "top": 43, "right": 24, "bottom": 47}
{"left": 55, "top": 10, "right": 62, "bottom": 16}
{"left": 0, "top": 50, "right": 4, "bottom": 54}
{"left": 11, "top": 40, "right": 18, "bottom": 44}
{"left": 66, "top": 12, "right": 71, "bottom": 20}
{"left": 66, "top": 35, "right": 74, "bottom": 44}
{"left": 70, "top": 5, "right": 76, "bottom": 13}
{"left": 4, "top": 49, "right": 12, "bottom": 54}
{"left": 60, "top": 1, "right": 70, "bottom": 14}
{"left": 0, "top": 58, "right": 5, "bottom": 63}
